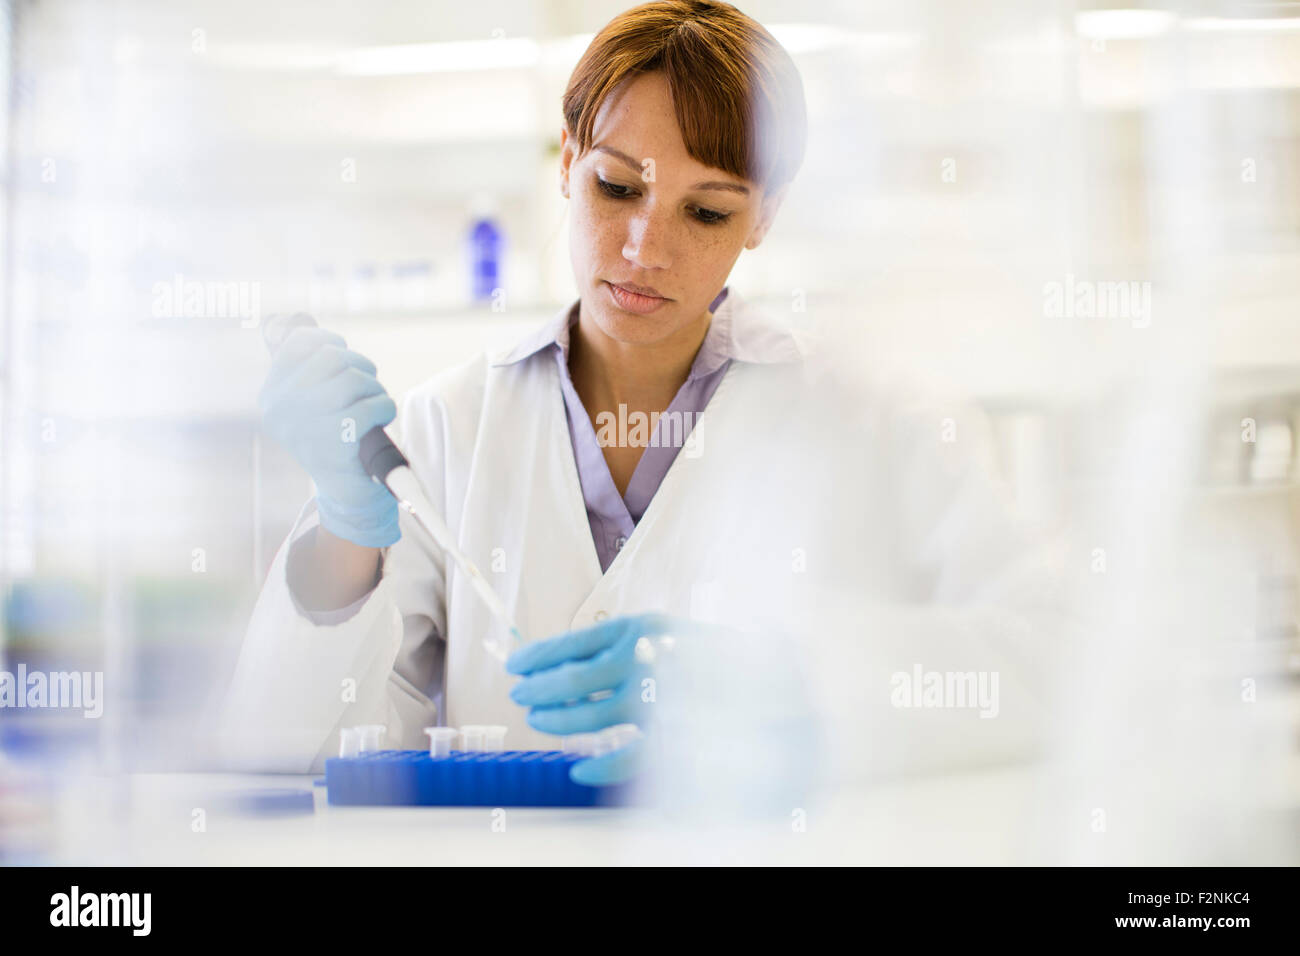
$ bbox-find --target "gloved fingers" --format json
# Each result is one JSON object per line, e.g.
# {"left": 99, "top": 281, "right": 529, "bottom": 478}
{"left": 261, "top": 347, "right": 375, "bottom": 418}
{"left": 276, "top": 325, "right": 345, "bottom": 358}
{"left": 274, "top": 394, "right": 396, "bottom": 483}
{"left": 509, "top": 639, "right": 637, "bottom": 706}
{"left": 273, "top": 326, "right": 348, "bottom": 368}
{"left": 264, "top": 379, "right": 391, "bottom": 453}
{"left": 506, "top": 621, "right": 624, "bottom": 675}
{"left": 275, "top": 343, "right": 378, "bottom": 395}
{"left": 347, "top": 393, "right": 398, "bottom": 435}
{"left": 570, "top": 738, "right": 644, "bottom": 787}
{"left": 305, "top": 365, "right": 388, "bottom": 414}
{"left": 506, "top": 611, "right": 673, "bottom": 675}
{"left": 524, "top": 682, "right": 638, "bottom": 736}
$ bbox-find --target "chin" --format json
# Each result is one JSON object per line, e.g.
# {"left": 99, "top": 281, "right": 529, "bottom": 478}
{"left": 591, "top": 305, "right": 670, "bottom": 344}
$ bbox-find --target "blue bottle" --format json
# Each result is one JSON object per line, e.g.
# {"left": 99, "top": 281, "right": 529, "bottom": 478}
{"left": 468, "top": 214, "right": 502, "bottom": 304}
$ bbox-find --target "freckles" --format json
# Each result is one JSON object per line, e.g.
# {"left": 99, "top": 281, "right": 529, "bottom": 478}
{"left": 570, "top": 201, "right": 605, "bottom": 250}
{"left": 591, "top": 222, "right": 623, "bottom": 255}
{"left": 692, "top": 229, "right": 742, "bottom": 263}
{"left": 700, "top": 227, "right": 735, "bottom": 249}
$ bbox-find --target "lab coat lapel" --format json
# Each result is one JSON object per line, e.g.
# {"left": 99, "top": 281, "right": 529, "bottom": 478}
{"left": 456, "top": 350, "right": 603, "bottom": 638}
{"left": 584, "top": 357, "right": 740, "bottom": 586}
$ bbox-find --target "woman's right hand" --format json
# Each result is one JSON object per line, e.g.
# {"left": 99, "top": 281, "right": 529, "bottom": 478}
{"left": 258, "top": 326, "right": 400, "bottom": 548}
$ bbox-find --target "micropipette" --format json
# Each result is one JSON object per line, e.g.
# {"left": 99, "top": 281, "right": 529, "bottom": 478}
{"left": 263, "top": 313, "right": 525, "bottom": 663}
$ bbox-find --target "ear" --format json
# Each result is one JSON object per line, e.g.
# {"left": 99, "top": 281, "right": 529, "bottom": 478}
{"left": 743, "top": 183, "right": 789, "bottom": 250}
{"left": 559, "top": 126, "right": 574, "bottom": 198}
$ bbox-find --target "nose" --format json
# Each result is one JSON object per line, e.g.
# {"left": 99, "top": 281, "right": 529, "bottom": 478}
{"left": 622, "top": 207, "right": 673, "bottom": 271}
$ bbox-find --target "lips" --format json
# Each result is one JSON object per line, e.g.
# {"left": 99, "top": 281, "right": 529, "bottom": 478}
{"left": 610, "top": 281, "right": 665, "bottom": 298}
{"left": 605, "top": 281, "right": 670, "bottom": 315}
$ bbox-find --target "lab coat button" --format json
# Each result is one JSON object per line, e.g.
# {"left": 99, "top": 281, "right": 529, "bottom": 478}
{"left": 594, "top": 610, "right": 609, "bottom": 622}
{"left": 615, "top": 536, "right": 627, "bottom": 550}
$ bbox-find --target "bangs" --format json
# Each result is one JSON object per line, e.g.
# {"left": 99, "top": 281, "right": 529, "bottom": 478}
{"left": 562, "top": 1, "right": 807, "bottom": 191}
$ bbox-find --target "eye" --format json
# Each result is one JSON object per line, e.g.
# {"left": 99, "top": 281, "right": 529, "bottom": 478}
{"left": 597, "top": 178, "right": 636, "bottom": 199}
{"left": 692, "top": 206, "right": 731, "bottom": 226}
{"left": 598, "top": 176, "right": 732, "bottom": 226}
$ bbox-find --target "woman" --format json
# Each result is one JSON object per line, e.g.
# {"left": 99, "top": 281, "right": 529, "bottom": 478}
{"left": 220, "top": 1, "right": 818, "bottom": 782}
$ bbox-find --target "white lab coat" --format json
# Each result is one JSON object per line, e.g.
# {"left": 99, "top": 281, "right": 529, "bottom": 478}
{"left": 216, "top": 290, "right": 1064, "bottom": 776}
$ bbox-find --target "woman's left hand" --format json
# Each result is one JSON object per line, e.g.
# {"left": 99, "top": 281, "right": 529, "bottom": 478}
{"left": 506, "top": 611, "right": 680, "bottom": 784}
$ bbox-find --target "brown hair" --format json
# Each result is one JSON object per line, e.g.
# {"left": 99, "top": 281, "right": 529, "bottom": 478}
{"left": 562, "top": 0, "right": 807, "bottom": 193}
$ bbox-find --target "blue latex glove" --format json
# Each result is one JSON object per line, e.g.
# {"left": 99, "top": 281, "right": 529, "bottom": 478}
{"left": 565, "top": 736, "right": 645, "bottom": 788}
{"left": 506, "top": 612, "right": 682, "bottom": 785}
{"left": 258, "top": 326, "right": 399, "bottom": 547}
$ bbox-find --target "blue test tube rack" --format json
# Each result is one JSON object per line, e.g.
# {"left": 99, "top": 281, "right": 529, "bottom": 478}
{"left": 324, "top": 750, "right": 631, "bottom": 807}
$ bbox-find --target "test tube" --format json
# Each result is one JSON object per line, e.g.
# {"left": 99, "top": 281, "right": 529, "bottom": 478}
{"left": 460, "top": 725, "right": 486, "bottom": 751}
{"left": 357, "top": 724, "right": 386, "bottom": 753}
{"left": 483, "top": 726, "right": 508, "bottom": 752}
{"left": 424, "top": 727, "right": 457, "bottom": 757}
{"left": 563, "top": 733, "right": 598, "bottom": 756}
{"left": 608, "top": 724, "right": 643, "bottom": 749}
{"left": 339, "top": 727, "right": 361, "bottom": 758}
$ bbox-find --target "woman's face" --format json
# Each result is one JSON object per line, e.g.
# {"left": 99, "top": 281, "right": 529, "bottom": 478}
{"left": 560, "top": 71, "right": 785, "bottom": 348}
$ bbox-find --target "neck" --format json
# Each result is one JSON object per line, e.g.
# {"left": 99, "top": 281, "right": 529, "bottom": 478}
{"left": 569, "top": 303, "right": 712, "bottom": 411}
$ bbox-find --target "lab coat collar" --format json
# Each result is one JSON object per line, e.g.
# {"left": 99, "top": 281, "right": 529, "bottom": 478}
{"left": 487, "top": 286, "right": 806, "bottom": 376}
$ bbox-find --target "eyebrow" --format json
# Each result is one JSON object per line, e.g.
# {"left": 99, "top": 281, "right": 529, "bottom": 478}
{"left": 593, "top": 145, "right": 751, "bottom": 196}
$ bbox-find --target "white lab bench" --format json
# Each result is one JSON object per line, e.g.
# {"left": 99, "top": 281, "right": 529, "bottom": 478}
{"left": 43, "top": 767, "right": 1033, "bottom": 867}
{"left": 36, "top": 749, "right": 1300, "bottom": 866}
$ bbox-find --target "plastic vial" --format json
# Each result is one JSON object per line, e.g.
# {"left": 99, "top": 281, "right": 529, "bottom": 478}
{"left": 563, "top": 733, "right": 597, "bottom": 757}
{"left": 460, "top": 725, "right": 486, "bottom": 752}
{"left": 339, "top": 727, "right": 361, "bottom": 758}
{"left": 483, "top": 726, "right": 508, "bottom": 752}
{"left": 357, "top": 724, "right": 386, "bottom": 753}
{"left": 424, "top": 727, "right": 458, "bottom": 758}
{"left": 608, "top": 724, "right": 643, "bottom": 749}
